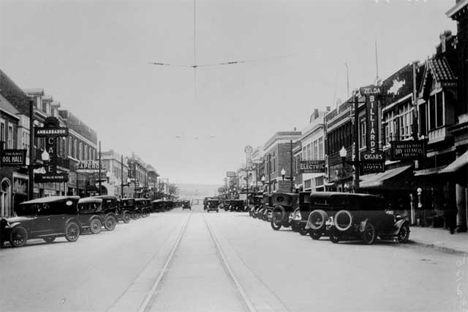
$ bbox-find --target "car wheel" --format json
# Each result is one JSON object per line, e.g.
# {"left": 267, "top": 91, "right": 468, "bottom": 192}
{"left": 65, "top": 222, "right": 80, "bottom": 242}
{"left": 90, "top": 219, "right": 102, "bottom": 234}
{"left": 104, "top": 215, "right": 117, "bottom": 231}
{"left": 299, "top": 226, "right": 309, "bottom": 236}
{"left": 270, "top": 220, "right": 282, "bottom": 231}
{"left": 335, "top": 210, "right": 353, "bottom": 232}
{"left": 329, "top": 228, "right": 341, "bottom": 244}
{"left": 397, "top": 223, "right": 410, "bottom": 243}
{"left": 9, "top": 227, "right": 28, "bottom": 247}
{"left": 309, "top": 231, "right": 321, "bottom": 240}
{"left": 362, "top": 223, "right": 376, "bottom": 245}
{"left": 122, "top": 211, "right": 131, "bottom": 224}
{"left": 43, "top": 236, "right": 56, "bottom": 243}
{"left": 308, "top": 210, "right": 328, "bottom": 231}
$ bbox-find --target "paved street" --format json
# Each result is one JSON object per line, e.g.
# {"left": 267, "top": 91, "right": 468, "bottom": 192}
{"left": 1, "top": 205, "right": 466, "bottom": 312}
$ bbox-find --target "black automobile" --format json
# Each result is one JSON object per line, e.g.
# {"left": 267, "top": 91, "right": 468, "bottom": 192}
{"left": 228, "top": 199, "right": 245, "bottom": 212}
{"left": 270, "top": 193, "right": 299, "bottom": 231}
{"left": 305, "top": 192, "right": 351, "bottom": 240}
{"left": 92, "top": 195, "right": 131, "bottom": 224}
{"left": 289, "top": 192, "right": 311, "bottom": 235}
{"left": 182, "top": 200, "right": 191, "bottom": 210}
{"left": 249, "top": 195, "right": 264, "bottom": 218}
{"left": 206, "top": 198, "right": 220, "bottom": 213}
{"left": 0, "top": 196, "right": 81, "bottom": 247}
{"left": 135, "top": 198, "right": 151, "bottom": 217}
{"left": 259, "top": 193, "right": 273, "bottom": 221}
{"left": 151, "top": 199, "right": 166, "bottom": 212}
{"left": 77, "top": 198, "right": 107, "bottom": 234}
{"left": 327, "top": 193, "right": 410, "bottom": 245}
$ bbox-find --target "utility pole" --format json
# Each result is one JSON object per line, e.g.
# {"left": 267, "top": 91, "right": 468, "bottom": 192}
{"left": 354, "top": 91, "right": 360, "bottom": 192}
{"left": 98, "top": 141, "right": 101, "bottom": 195}
{"left": 120, "top": 154, "right": 124, "bottom": 199}
{"left": 290, "top": 140, "right": 294, "bottom": 192}
{"left": 268, "top": 153, "right": 271, "bottom": 193}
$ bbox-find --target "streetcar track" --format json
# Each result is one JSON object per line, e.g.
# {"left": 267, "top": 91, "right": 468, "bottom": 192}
{"left": 138, "top": 213, "right": 192, "bottom": 312}
{"left": 203, "top": 213, "right": 258, "bottom": 312}
{"left": 137, "top": 210, "right": 257, "bottom": 312}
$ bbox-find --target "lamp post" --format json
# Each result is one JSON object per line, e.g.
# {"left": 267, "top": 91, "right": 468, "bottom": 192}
{"left": 281, "top": 168, "right": 286, "bottom": 181}
{"left": 339, "top": 146, "right": 347, "bottom": 192}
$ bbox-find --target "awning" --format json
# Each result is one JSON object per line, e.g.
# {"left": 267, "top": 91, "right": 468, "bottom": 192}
{"left": 359, "top": 165, "right": 413, "bottom": 189}
{"left": 440, "top": 150, "right": 468, "bottom": 174}
{"left": 414, "top": 165, "right": 447, "bottom": 177}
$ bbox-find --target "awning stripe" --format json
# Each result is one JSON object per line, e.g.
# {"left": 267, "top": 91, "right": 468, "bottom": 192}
{"left": 440, "top": 150, "right": 468, "bottom": 174}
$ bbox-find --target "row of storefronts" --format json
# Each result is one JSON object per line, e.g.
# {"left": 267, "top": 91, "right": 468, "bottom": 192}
{"left": 0, "top": 70, "right": 169, "bottom": 218}
{"left": 233, "top": 3, "right": 467, "bottom": 231}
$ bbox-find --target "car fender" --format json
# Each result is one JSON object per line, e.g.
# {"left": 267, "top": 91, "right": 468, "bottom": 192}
{"left": 359, "top": 218, "right": 369, "bottom": 233}
{"left": 394, "top": 219, "right": 408, "bottom": 231}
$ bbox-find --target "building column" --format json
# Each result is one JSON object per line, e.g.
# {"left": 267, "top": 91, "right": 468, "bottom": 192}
{"left": 456, "top": 183, "right": 467, "bottom": 232}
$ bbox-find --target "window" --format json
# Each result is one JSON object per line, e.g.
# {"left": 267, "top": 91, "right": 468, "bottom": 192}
{"left": 304, "top": 179, "right": 312, "bottom": 190}
{"left": 313, "top": 140, "right": 318, "bottom": 160}
{"left": 436, "top": 92, "right": 443, "bottom": 128}
{"left": 7, "top": 125, "right": 13, "bottom": 149}
{"left": 359, "top": 119, "right": 366, "bottom": 149}
{"left": 0, "top": 119, "right": 5, "bottom": 145}
{"left": 318, "top": 137, "right": 324, "bottom": 159}
{"left": 429, "top": 95, "right": 436, "bottom": 130}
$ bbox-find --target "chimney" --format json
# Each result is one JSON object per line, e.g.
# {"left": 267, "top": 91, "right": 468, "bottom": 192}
{"left": 326, "top": 106, "right": 331, "bottom": 112}
{"left": 440, "top": 30, "right": 452, "bottom": 53}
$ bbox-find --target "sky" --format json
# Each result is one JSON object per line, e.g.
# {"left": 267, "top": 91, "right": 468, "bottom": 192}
{"left": 0, "top": 0, "right": 457, "bottom": 185}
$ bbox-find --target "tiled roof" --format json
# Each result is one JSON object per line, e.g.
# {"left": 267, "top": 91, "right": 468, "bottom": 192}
{"left": 0, "top": 69, "right": 31, "bottom": 116}
{"left": 428, "top": 57, "right": 457, "bottom": 82}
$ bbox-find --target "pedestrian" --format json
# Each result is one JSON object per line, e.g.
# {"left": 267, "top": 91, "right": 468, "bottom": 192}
{"left": 444, "top": 202, "right": 457, "bottom": 234}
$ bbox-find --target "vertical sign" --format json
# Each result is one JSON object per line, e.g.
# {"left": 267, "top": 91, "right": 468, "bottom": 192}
{"left": 360, "top": 86, "right": 381, "bottom": 154}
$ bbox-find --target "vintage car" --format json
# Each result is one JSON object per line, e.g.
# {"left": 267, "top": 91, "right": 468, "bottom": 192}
{"left": 203, "top": 197, "right": 209, "bottom": 210}
{"left": 257, "top": 193, "right": 273, "bottom": 221}
{"left": 182, "top": 200, "right": 191, "bottom": 210}
{"left": 289, "top": 192, "right": 311, "bottom": 235}
{"left": 327, "top": 193, "right": 410, "bottom": 245}
{"left": 305, "top": 192, "right": 349, "bottom": 240}
{"left": 92, "top": 195, "right": 131, "bottom": 224}
{"left": 135, "top": 198, "right": 151, "bottom": 217}
{"left": 0, "top": 196, "right": 81, "bottom": 247}
{"left": 206, "top": 198, "right": 220, "bottom": 213}
{"left": 78, "top": 198, "right": 106, "bottom": 234}
{"left": 151, "top": 199, "right": 167, "bottom": 212}
{"left": 228, "top": 199, "right": 245, "bottom": 212}
{"left": 270, "top": 193, "right": 299, "bottom": 230}
{"left": 249, "top": 195, "right": 264, "bottom": 218}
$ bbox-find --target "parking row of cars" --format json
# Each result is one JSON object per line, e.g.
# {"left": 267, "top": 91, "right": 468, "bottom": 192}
{"left": 0, "top": 195, "right": 175, "bottom": 248}
{"left": 249, "top": 191, "right": 411, "bottom": 245}
{"left": 202, "top": 198, "right": 247, "bottom": 213}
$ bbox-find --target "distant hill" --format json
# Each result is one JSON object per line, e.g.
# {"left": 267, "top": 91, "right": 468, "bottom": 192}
{"left": 176, "top": 183, "right": 220, "bottom": 200}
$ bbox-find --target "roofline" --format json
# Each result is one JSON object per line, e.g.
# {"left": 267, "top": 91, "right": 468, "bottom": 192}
{"left": 446, "top": 0, "right": 468, "bottom": 18}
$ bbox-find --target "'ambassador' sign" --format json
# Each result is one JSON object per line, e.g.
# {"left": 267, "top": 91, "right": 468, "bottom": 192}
{"left": 0, "top": 149, "right": 27, "bottom": 166}
{"left": 299, "top": 160, "right": 325, "bottom": 173}
{"left": 76, "top": 160, "right": 106, "bottom": 170}
{"left": 34, "top": 127, "right": 69, "bottom": 137}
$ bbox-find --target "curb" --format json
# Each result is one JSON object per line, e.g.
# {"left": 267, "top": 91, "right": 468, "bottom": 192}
{"left": 408, "top": 240, "right": 468, "bottom": 255}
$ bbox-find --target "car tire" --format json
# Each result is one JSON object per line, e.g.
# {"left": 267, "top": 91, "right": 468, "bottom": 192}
{"left": 90, "top": 219, "right": 102, "bottom": 234}
{"left": 329, "top": 228, "right": 341, "bottom": 244}
{"left": 308, "top": 210, "right": 328, "bottom": 231}
{"left": 361, "top": 223, "right": 376, "bottom": 245}
{"left": 270, "top": 220, "right": 282, "bottom": 231}
{"left": 309, "top": 231, "right": 321, "bottom": 240}
{"left": 397, "top": 223, "right": 410, "bottom": 243}
{"left": 65, "top": 222, "right": 80, "bottom": 242}
{"left": 122, "top": 211, "right": 131, "bottom": 224}
{"left": 299, "top": 226, "right": 309, "bottom": 236}
{"left": 104, "top": 215, "right": 117, "bottom": 231}
{"left": 335, "top": 210, "right": 353, "bottom": 232}
{"left": 9, "top": 227, "right": 28, "bottom": 247}
{"left": 43, "top": 236, "right": 56, "bottom": 243}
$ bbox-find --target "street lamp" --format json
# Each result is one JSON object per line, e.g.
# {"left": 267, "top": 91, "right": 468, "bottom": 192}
{"left": 281, "top": 168, "right": 286, "bottom": 181}
{"left": 106, "top": 171, "right": 111, "bottom": 183}
{"left": 339, "top": 146, "right": 347, "bottom": 192}
{"left": 41, "top": 150, "right": 50, "bottom": 172}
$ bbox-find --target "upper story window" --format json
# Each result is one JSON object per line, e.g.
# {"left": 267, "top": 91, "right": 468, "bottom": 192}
{"left": 318, "top": 137, "right": 324, "bottom": 159}
{"left": 7, "top": 124, "right": 13, "bottom": 149}
{"left": 359, "top": 119, "right": 366, "bottom": 149}
{"left": 0, "top": 119, "right": 5, "bottom": 145}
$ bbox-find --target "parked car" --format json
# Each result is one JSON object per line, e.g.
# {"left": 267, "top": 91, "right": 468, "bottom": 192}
{"left": 327, "top": 193, "right": 410, "bottom": 245}
{"left": 249, "top": 195, "right": 263, "bottom": 218}
{"left": 92, "top": 195, "right": 130, "bottom": 224}
{"left": 135, "top": 198, "right": 151, "bottom": 217}
{"left": 151, "top": 199, "right": 166, "bottom": 212}
{"left": 290, "top": 192, "right": 311, "bottom": 235}
{"left": 228, "top": 199, "right": 245, "bottom": 212}
{"left": 182, "top": 200, "right": 191, "bottom": 210}
{"left": 77, "top": 198, "right": 106, "bottom": 234}
{"left": 258, "top": 193, "right": 273, "bottom": 221}
{"left": 206, "top": 198, "right": 220, "bottom": 213}
{"left": 0, "top": 196, "right": 81, "bottom": 247}
{"left": 270, "top": 193, "right": 299, "bottom": 230}
{"left": 120, "top": 198, "right": 141, "bottom": 219}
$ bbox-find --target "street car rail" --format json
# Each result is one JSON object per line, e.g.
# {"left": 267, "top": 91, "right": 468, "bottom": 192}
{"left": 137, "top": 211, "right": 257, "bottom": 312}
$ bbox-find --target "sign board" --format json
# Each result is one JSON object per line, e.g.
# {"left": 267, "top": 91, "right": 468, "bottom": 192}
{"left": 390, "top": 141, "right": 426, "bottom": 160}
{"left": 0, "top": 149, "right": 26, "bottom": 166}
{"left": 226, "top": 171, "right": 236, "bottom": 177}
{"left": 299, "top": 160, "right": 325, "bottom": 173}
{"left": 361, "top": 162, "right": 385, "bottom": 174}
{"left": 34, "top": 173, "right": 69, "bottom": 183}
{"left": 76, "top": 160, "right": 106, "bottom": 171}
{"left": 34, "top": 128, "right": 69, "bottom": 137}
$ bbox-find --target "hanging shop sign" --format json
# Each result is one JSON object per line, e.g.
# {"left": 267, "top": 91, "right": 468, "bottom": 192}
{"left": 226, "top": 171, "right": 237, "bottom": 177}
{"left": 361, "top": 85, "right": 381, "bottom": 155}
{"left": 34, "top": 172, "right": 69, "bottom": 183}
{"left": 76, "top": 160, "right": 106, "bottom": 170}
{"left": 0, "top": 149, "right": 27, "bottom": 166}
{"left": 390, "top": 141, "right": 426, "bottom": 160}
{"left": 361, "top": 151, "right": 385, "bottom": 174}
{"left": 299, "top": 160, "right": 325, "bottom": 173}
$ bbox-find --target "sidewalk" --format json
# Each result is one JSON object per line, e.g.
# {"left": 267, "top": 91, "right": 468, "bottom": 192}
{"left": 409, "top": 226, "right": 468, "bottom": 254}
